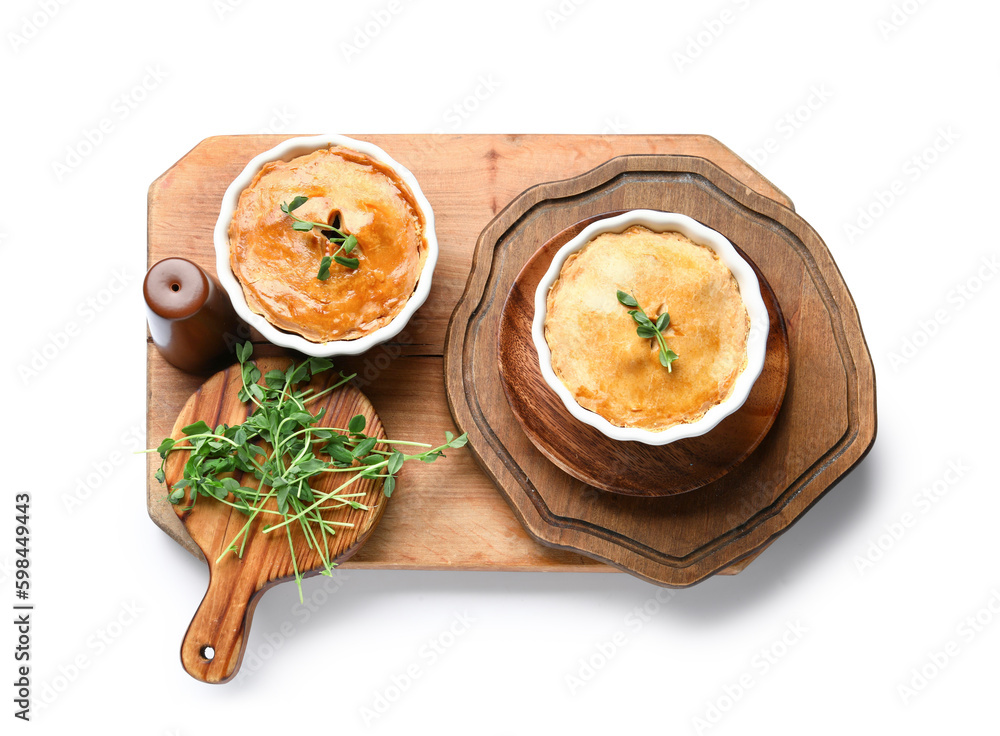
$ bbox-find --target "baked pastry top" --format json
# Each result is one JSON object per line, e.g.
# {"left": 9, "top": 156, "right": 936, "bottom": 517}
{"left": 229, "top": 146, "right": 426, "bottom": 343}
{"left": 544, "top": 225, "right": 749, "bottom": 431}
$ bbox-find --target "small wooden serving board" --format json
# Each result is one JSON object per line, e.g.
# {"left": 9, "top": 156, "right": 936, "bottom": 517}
{"left": 165, "top": 359, "right": 389, "bottom": 683}
{"left": 147, "top": 134, "right": 848, "bottom": 579}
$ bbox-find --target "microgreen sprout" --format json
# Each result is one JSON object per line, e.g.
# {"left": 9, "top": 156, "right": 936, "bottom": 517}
{"left": 148, "top": 341, "right": 467, "bottom": 599}
{"left": 280, "top": 196, "right": 361, "bottom": 277}
{"left": 616, "top": 290, "right": 679, "bottom": 372}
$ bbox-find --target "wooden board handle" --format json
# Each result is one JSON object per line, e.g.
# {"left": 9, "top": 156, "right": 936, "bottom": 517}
{"left": 180, "top": 558, "right": 257, "bottom": 684}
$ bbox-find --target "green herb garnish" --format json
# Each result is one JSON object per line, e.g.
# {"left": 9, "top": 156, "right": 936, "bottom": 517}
{"left": 280, "top": 196, "right": 361, "bottom": 277}
{"left": 616, "top": 290, "right": 679, "bottom": 372}
{"left": 317, "top": 255, "right": 333, "bottom": 281}
{"left": 148, "top": 341, "right": 467, "bottom": 600}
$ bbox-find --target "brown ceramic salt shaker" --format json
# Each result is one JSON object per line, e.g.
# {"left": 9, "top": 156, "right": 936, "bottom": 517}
{"left": 144, "top": 258, "right": 245, "bottom": 373}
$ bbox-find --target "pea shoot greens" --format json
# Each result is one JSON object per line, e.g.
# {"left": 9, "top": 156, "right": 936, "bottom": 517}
{"left": 150, "top": 341, "right": 466, "bottom": 599}
{"left": 616, "top": 290, "right": 679, "bottom": 372}
{"left": 280, "top": 195, "right": 360, "bottom": 277}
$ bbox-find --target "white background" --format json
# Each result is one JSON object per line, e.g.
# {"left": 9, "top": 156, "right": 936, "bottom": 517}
{"left": 3, "top": 0, "right": 998, "bottom": 733}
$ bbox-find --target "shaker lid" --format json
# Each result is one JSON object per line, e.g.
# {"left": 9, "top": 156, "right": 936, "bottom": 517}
{"left": 144, "top": 258, "right": 211, "bottom": 320}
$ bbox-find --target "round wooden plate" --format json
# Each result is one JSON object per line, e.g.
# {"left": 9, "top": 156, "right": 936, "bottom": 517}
{"left": 497, "top": 213, "right": 790, "bottom": 497}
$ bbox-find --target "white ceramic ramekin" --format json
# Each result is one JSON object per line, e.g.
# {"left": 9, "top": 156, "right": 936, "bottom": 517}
{"left": 532, "top": 210, "right": 769, "bottom": 446}
{"left": 213, "top": 134, "right": 438, "bottom": 357}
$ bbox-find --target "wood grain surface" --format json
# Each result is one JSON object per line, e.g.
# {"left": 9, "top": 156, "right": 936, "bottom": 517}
{"left": 445, "top": 154, "right": 877, "bottom": 587}
{"left": 164, "top": 359, "right": 388, "bottom": 683}
{"left": 497, "top": 213, "right": 790, "bottom": 496}
{"left": 147, "top": 134, "right": 800, "bottom": 576}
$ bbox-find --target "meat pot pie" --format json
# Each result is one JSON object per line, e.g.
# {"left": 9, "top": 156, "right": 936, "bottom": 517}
{"left": 544, "top": 226, "right": 749, "bottom": 431}
{"left": 228, "top": 146, "right": 427, "bottom": 343}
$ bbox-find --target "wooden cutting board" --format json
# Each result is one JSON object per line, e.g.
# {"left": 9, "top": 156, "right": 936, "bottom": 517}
{"left": 163, "top": 358, "right": 388, "bottom": 683}
{"left": 147, "top": 134, "right": 807, "bottom": 577}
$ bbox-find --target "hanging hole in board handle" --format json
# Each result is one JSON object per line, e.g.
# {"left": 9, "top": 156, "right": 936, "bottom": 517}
{"left": 200, "top": 645, "right": 215, "bottom": 662}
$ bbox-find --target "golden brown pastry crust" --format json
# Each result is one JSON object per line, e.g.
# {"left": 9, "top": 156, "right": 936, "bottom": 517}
{"left": 544, "top": 226, "right": 749, "bottom": 431}
{"left": 229, "top": 146, "right": 426, "bottom": 343}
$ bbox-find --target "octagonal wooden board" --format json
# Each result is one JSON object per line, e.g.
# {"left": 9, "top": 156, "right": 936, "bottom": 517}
{"left": 444, "top": 154, "right": 877, "bottom": 587}
{"left": 148, "top": 134, "right": 812, "bottom": 579}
